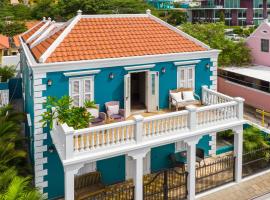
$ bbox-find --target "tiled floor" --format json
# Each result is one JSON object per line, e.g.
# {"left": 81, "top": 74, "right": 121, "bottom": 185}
{"left": 198, "top": 172, "right": 270, "bottom": 200}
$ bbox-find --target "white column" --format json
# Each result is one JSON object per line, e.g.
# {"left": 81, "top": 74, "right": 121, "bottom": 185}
{"left": 234, "top": 97, "right": 244, "bottom": 120}
{"left": 186, "top": 105, "right": 197, "bottom": 132}
{"left": 234, "top": 126, "right": 243, "bottom": 183}
{"left": 133, "top": 115, "right": 144, "bottom": 143}
{"left": 128, "top": 149, "right": 149, "bottom": 200}
{"left": 185, "top": 137, "right": 201, "bottom": 200}
{"left": 64, "top": 164, "right": 83, "bottom": 200}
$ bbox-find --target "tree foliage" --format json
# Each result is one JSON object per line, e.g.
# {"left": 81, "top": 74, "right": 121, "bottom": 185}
{"left": 180, "top": 22, "right": 252, "bottom": 67}
{"left": 0, "top": 105, "right": 42, "bottom": 199}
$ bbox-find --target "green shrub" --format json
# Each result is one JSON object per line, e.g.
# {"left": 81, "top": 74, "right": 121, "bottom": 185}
{"left": 41, "top": 96, "right": 93, "bottom": 130}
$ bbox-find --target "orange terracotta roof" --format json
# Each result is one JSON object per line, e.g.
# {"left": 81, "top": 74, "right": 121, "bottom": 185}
{"left": 0, "top": 34, "right": 9, "bottom": 49}
{"left": 26, "top": 16, "right": 207, "bottom": 63}
{"left": 13, "top": 35, "right": 20, "bottom": 47}
{"left": 25, "top": 21, "right": 40, "bottom": 30}
{"left": 22, "top": 22, "right": 45, "bottom": 42}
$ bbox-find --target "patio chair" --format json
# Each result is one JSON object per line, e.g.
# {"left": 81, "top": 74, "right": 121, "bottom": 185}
{"left": 168, "top": 153, "right": 185, "bottom": 172}
{"left": 105, "top": 101, "right": 125, "bottom": 121}
{"left": 196, "top": 148, "right": 206, "bottom": 166}
{"left": 169, "top": 88, "right": 201, "bottom": 111}
{"left": 74, "top": 171, "right": 105, "bottom": 200}
{"left": 88, "top": 104, "right": 106, "bottom": 126}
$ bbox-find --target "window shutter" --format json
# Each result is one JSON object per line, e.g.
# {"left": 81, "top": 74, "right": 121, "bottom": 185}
{"left": 180, "top": 68, "right": 185, "bottom": 88}
{"left": 71, "top": 80, "right": 80, "bottom": 107}
{"left": 83, "top": 79, "right": 92, "bottom": 103}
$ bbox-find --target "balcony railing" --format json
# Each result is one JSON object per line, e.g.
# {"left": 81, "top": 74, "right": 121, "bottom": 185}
{"left": 51, "top": 86, "right": 244, "bottom": 161}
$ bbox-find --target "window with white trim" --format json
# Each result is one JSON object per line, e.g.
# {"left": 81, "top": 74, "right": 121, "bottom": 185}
{"left": 177, "top": 66, "right": 195, "bottom": 89}
{"left": 69, "top": 77, "right": 94, "bottom": 107}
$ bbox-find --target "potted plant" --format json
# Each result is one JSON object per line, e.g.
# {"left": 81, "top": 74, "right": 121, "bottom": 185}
{"left": 84, "top": 100, "right": 97, "bottom": 112}
{"left": 41, "top": 96, "right": 93, "bottom": 130}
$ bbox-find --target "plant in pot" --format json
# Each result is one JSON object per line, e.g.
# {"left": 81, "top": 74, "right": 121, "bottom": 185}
{"left": 84, "top": 100, "right": 99, "bottom": 123}
{"left": 41, "top": 96, "right": 93, "bottom": 130}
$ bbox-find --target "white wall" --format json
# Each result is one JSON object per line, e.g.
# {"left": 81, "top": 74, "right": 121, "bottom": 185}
{"left": 2, "top": 54, "right": 20, "bottom": 67}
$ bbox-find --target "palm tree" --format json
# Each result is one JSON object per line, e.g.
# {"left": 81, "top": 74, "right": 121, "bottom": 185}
{"left": 0, "top": 168, "right": 43, "bottom": 200}
{"left": 243, "top": 126, "right": 270, "bottom": 152}
{"left": 0, "top": 142, "right": 26, "bottom": 172}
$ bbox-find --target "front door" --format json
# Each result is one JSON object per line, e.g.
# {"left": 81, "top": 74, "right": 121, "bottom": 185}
{"left": 124, "top": 74, "right": 131, "bottom": 118}
{"left": 147, "top": 71, "right": 159, "bottom": 112}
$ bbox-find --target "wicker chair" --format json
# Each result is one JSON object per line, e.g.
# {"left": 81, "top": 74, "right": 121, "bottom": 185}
{"left": 169, "top": 88, "right": 201, "bottom": 111}
{"left": 88, "top": 104, "right": 106, "bottom": 126}
{"left": 105, "top": 101, "right": 125, "bottom": 121}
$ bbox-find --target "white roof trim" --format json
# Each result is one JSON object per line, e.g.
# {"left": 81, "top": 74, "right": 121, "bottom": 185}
{"left": 81, "top": 14, "right": 148, "bottom": 18}
{"left": 30, "top": 22, "right": 56, "bottom": 48}
{"left": 63, "top": 70, "right": 101, "bottom": 77}
{"left": 29, "top": 50, "right": 220, "bottom": 73}
{"left": 26, "top": 20, "right": 51, "bottom": 44}
{"left": 174, "top": 60, "right": 201, "bottom": 66}
{"left": 39, "top": 15, "right": 82, "bottom": 63}
{"left": 148, "top": 14, "right": 211, "bottom": 50}
{"left": 124, "top": 64, "right": 155, "bottom": 71}
{"left": 21, "top": 21, "right": 44, "bottom": 39}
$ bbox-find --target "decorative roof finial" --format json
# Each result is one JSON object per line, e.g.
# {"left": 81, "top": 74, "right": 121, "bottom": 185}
{"left": 77, "top": 10, "right": 82, "bottom": 15}
{"left": 146, "top": 9, "right": 151, "bottom": 15}
{"left": 42, "top": 17, "right": 46, "bottom": 21}
{"left": 48, "top": 17, "right": 52, "bottom": 21}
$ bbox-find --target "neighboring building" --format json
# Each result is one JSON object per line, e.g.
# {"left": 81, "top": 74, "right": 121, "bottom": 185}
{"left": 147, "top": 0, "right": 175, "bottom": 9}
{"left": 218, "top": 66, "right": 270, "bottom": 112}
{"left": 20, "top": 10, "right": 245, "bottom": 200}
{"left": 10, "top": 0, "right": 19, "bottom": 4}
{"left": 218, "top": 19, "right": 270, "bottom": 114}
{"left": 246, "top": 18, "right": 270, "bottom": 66}
{"left": 187, "top": 0, "right": 270, "bottom": 26}
{"left": 0, "top": 34, "right": 10, "bottom": 66}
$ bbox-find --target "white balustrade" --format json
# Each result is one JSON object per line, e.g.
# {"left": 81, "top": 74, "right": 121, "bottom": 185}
{"left": 196, "top": 101, "right": 238, "bottom": 127}
{"left": 73, "top": 120, "right": 136, "bottom": 153}
{"left": 202, "top": 86, "right": 234, "bottom": 105}
{"left": 51, "top": 87, "right": 244, "bottom": 160}
{"left": 143, "top": 110, "right": 189, "bottom": 139}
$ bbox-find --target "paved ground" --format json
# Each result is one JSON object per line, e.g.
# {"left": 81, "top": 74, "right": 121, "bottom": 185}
{"left": 198, "top": 172, "right": 270, "bottom": 200}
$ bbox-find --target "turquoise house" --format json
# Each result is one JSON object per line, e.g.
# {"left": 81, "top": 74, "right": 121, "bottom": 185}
{"left": 19, "top": 10, "right": 221, "bottom": 200}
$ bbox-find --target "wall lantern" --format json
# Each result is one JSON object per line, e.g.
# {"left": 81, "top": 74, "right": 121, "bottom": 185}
{"left": 205, "top": 63, "right": 210, "bottom": 69}
{"left": 109, "top": 73, "right": 115, "bottom": 80}
{"left": 47, "top": 79, "right": 53, "bottom": 86}
{"left": 161, "top": 67, "right": 166, "bottom": 74}
{"left": 30, "top": 73, "right": 33, "bottom": 80}
{"left": 48, "top": 145, "right": 56, "bottom": 153}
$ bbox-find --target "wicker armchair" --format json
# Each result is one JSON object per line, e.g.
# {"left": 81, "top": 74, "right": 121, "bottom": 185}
{"left": 105, "top": 101, "right": 125, "bottom": 121}
{"left": 87, "top": 104, "right": 106, "bottom": 126}
{"left": 169, "top": 88, "right": 201, "bottom": 111}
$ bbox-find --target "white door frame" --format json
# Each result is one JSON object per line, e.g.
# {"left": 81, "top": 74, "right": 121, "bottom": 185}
{"left": 146, "top": 71, "right": 159, "bottom": 112}
{"left": 124, "top": 70, "right": 149, "bottom": 117}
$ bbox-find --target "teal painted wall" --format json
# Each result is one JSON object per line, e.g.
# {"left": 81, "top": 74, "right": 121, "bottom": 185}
{"left": 151, "top": 143, "right": 175, "bottom": 172}
{"left": 197, "top": 135, "right": 211, "bottom": 157}
{"left": 35, "top": 58, "right": 212, "bottom": 199}
{"left": 8, "top": 78, "right": 22, "bottom": 99}
{"left": 21, "top": 52, "right": 35, "bottom": 164}
{"left": 97, "top": 156, "right": 126, "bottom": 185}
{"left": 150, "top": 135, "right": 211, "bottom": 172}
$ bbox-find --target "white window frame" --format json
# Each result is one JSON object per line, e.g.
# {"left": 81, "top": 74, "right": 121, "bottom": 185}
{"left": 69, "top": 76, "right": 94, "bottom": 107}
{"left": 177, "top": 66, "right": 195, "bottom": 89}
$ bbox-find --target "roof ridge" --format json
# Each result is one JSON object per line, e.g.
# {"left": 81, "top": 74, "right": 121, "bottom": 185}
{"left": 39, "top": 15, "right": 81, "bottom": 63}
{"left": 148, "top": 14, "right": 210, "bottom": 50}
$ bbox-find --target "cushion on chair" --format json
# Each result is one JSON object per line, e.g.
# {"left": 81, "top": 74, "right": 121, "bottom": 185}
{"left": 111, "top": 114, "right": 122, "bottom": 119}
{"left": 88, "top": 108, "right": 99, "bottom": 118}
{"left": 92, "top": 118, "right": 103, "bottom": 124}
{"left": 107, "top": 105, "right": 119, "bottom": 115}
{"left": 170, "top": 92, "right": 183, "bottom": 103}
{"left": 183, "top": 91, "right": 195, "bottom": 101}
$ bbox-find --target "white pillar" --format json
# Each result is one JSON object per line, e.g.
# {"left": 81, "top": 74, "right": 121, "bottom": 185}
{"left": 64, "top": 164, "right": 83, "bottom": 200}
{"left": 234, "top": 97, "right": 244, "bottom": 120}
{"left": 185, "top": 137, "right": 201, "bottom": 200}
{"left": 234, "top": 126, "right": 243, "bottom": 183}
{"left": 186, "top": 105, "right": 197, "bottom": 132}
{"left": 128, "top": 149, "right": 149, "bottom": 200}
